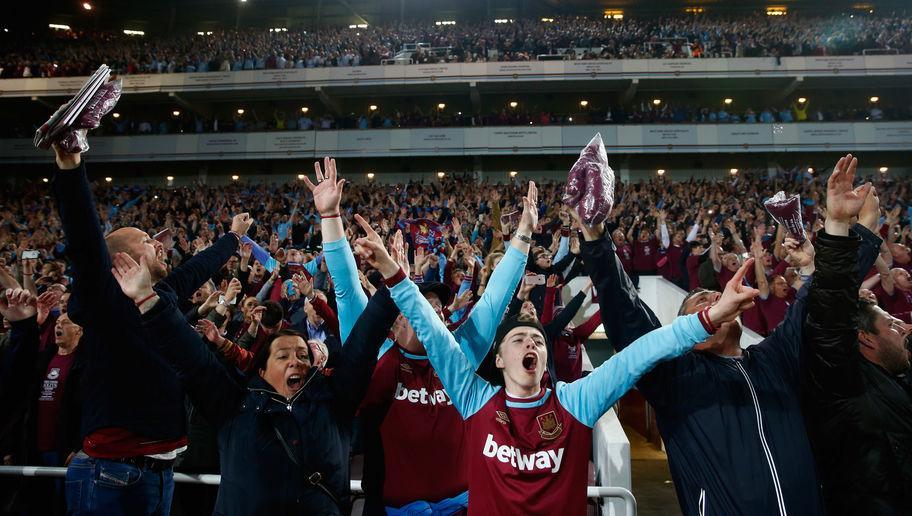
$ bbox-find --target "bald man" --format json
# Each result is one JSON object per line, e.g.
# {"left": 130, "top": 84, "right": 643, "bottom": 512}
{"left": 50, "top": 144, "right": 253, "bottom": 516}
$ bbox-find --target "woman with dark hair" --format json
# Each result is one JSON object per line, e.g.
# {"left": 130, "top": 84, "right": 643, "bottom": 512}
{"left": 108, "top": 251, "right": 399, "bottom": 516}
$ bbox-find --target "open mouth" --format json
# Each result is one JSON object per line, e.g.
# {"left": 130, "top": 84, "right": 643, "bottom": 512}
{"left": 286, "top": 374, "right": 303, "bottom": 390}
{"left": 522, "top": 353, "right": 538, "bottom": 373}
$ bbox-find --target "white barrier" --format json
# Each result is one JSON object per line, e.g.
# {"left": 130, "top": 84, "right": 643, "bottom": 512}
{"left": 0, "top": 466, "right": 636, "bottom": 516}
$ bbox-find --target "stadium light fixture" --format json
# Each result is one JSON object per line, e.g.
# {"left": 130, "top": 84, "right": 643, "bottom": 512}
{"left": 435, "top": 20, "right": 456, "bottom": 26}
{"left": 723, "top": 98, "right": 733, "bottom": 105}
{"left": 112, "top": 112, "right": 121, "bottom": 119}
{"left": 123, "top": 29, "right": 145, "bottom": 36}
{"left": 684, "top": 7, "right": 705, "bottom": 14}
{"left": 240, "top": 0, "right": 247, "bottom": 3}
{"left": 166, "top": 176, "right": 175, "bottom": 181}
{"left": 797, "top": 97, "right": 807, "bottom": 104}
{"left": 437, "top": 172, "right": 445, "bottom": 178}
{"left": 540, "top": 18, "right": 554, "bottom": 23}
{"left": 197, "top": 31, "right": 213, "bottom": 36}
{"left": 301, "top": 106, "right": 309, "bottom": 113}
{"left": 509, "top": 101, "right": 518, "bottom": 108}
{"left": 237, "top": 108, "right": 245, "bottom": 115}
{"left": 369, "top": 104, "right": 378, "bottom": 112}
{"left": 297, "top": 174, "right": 305, "bottom": 180}
{"left": 348, "top": 24, "right": 368, "bottom": 29}
{"left": 367, "top": 172, "right": 375, "bottom": 179}
{"left": 879, "top": 167, "right": 889, "bottom": 173}
{"left": 82, "top": 2, "right": 93, "bottom": 10}
{"left": 869, "top": 96, "right": 879, "bottom": 103}
{"left": 494, "top": 19, "right": 513, "bottom": 24}
{"left": 172, "top": 110, "right": 181, "bottom": 117}
{"left": 231, "top": 175, "right": 240, "bottom": 181}
{"left": 579, "top": 100, "right": 589, "bottom": 108}
{"left": 104, "top": 177, "right": 113, "bottom": 182}
{"left": 509, "top": 171, "right": 518, "bottom": 177}
{"left": 766, "top": 7, "right": 787, "bottom": 16}
{"left": 603, "top": 10, "right": 624, "bottom": 20}
{"left": 807, "top": 167, "right": 814, "bottom": 174}
{"left": 49, "top": 24, "right": 71, "bottom": 30}
{"left": 42, "top": 178, "right": 49, "bottom": 183}
{"left": 568, "top": 117, "right": 573, "bottom": 122}
{"left": 3, "top": 28, "right": 7, "bottom": 33}
{"left": 657, "top": 169, "right": 666, "bottom": 176}
{"left": 437, "top": 103, "right": 446, "bottom": 110}
{"left": 652, "top": 98, "right": 662, "bottom": 106}
{"left": 730, "top": 168, "right": 739, "bottom": 175}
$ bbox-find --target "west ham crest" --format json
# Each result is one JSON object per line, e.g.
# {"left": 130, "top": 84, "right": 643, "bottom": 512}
{"left": 536, "top": 411, "right": 563, "bottom": 440}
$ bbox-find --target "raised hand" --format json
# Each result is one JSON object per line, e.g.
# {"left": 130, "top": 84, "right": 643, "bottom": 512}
{"left": 857, "top": 187, "right": 881, "bottom": 232}
{"left": 224, "top": 277, "right": 242, "bottom": 304}
{"left": 450, "top": 288, "right": 474, "bottom": 312}
{"left": 110, "top": 253, "right": 155, "bottom": 303}
{"left": 239, "top": 243, "right": 253, "bottom": 260}
{"left": 783, "top": 237, "right": 815, "bottom": 270}
{"left": 391, "top": 232, "right": 410, "bottom": 275}
{"left": 294, "top": 273, "right": 315, "bottom": 300}
{"left": 353, "top": 214, "right": 398, "bottom": 277}
{"left": 707, "top": 258, "right": 760, "bottom": 325}
{"left": 36, "top": 289, "right": 63, "bottom": 326}
{"left": 826, "top": 154, "right": 872, "bottom": 225}
{"left": 546, "top": 274, "right": 560, "bottom": 288}
{"left": 0, "top": 288, "right": 37, "bottom": 322}
{"left": 230, "top": 212, "right": 254, "bottom": 237}
{"left": 195, "top": 318, "right": 226, "bottom": 347}
{"left": 517, "top": 181, "right": 539, "bottom": 236}
{"left": 303, "top": 156, "right": 345, "bottom": 217}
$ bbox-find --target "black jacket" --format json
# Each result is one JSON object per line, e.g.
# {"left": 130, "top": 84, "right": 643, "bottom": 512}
{"left": 579, "top": 225, "right": 879, "bottom": 516}
{"left": 804, "top": 230, "right": 912, "bottom": 515}
{"left": 52, "top": 161, "right": 239, "bottom": 442}
{"left": 140, "top": 286, "right": 398, "bottom": 516}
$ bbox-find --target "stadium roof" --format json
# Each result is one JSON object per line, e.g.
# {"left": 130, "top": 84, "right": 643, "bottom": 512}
{"left": 8, "top": 0, "right": 909, "bottom": 34}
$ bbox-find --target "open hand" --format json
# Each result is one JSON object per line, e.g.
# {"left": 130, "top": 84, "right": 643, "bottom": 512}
{"left": 707, "top": 258, "right": 760, "bottom": 325}
{"left": 826, "top": 154, "right": 871, "bottom": 224}
{"left": 353, "top": 214, "right": 398, "bottom": 277}
{"left": 110, "top": 253, "right": 154, "bottom": 302}
{"left": 517, "top": 181, "right": 539, "bottom": 235}
{"left": 303, "top": 157, "right": 345, "bottom": 217}
{"left": 0, "top": 288, "right": 37, "bottom": 322}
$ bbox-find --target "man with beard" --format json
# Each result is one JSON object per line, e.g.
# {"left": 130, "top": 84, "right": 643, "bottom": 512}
{"left": 572, "top": 154, "right": 882, "bottom": 515}
{"left": 803, "top": 154, "right": 912, "bottom": 515}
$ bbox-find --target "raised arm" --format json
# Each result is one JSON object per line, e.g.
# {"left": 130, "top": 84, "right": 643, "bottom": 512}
{"left": 110, "top": 253, "right": 245, "bottom": 426}
{"left": 303, "top": 157, "right": 368, "bottom": 342}
{"left": 352, "top": 217, "right": 497, "bottom": 420}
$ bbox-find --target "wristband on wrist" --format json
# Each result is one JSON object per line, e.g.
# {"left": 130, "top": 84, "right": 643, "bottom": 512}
{"left": 514, "top": 233, "right": 532, "bottom": 244}
{"left": 383, "top": 267, "right": 407, "bottom": 288}
{"left": 320, "top": 213, "right": 340, "bottom": 219}
{"left": 697, "top": 307, "right": 718, "bottom": 335}
{"left": 135, "top": 293, "right": 158, "bottom": 308}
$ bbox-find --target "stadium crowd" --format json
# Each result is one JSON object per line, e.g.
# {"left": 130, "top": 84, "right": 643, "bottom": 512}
{"left": 0, "top": 139, "right": 911, "bottom": 514}
{"left": 1, "top": 12, "right": 910, "bottom": 78}
{"left": 5, "top": 100, "right": 904, "bottom": 139}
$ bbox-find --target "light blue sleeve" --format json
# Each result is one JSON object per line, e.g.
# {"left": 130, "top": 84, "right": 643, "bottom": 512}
{"left": 437, "top": 254, "right": 447, "bottom": 283}
{"left": 553, "top": 235, "right": 570, "bottom": 264}
{"left": 449, "top": 278, "right": 473, "bottom": 323}
{"left": 303, "top": 257, "right": 318, "bottom": 277}
{"left": 377, "top": 338, "right": 394, "bottom": 360}
{"left": 255, "top": 278, "right": 275, "bottom": 302}
{"left": 454, "top": 244, "right": 527, "bottom": 369}
{"left": 556, "top": 313, "right": 709, "bottom": 428}
{"left": 323, "top": 238, "right": 369, "bottom": 343}
{"left": 389, "top": 278, "right": 500, "bottom": 419}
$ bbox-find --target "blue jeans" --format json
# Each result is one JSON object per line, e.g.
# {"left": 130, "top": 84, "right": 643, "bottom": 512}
{"left": 65, "top": 453, "right": 174, "bottom": 516}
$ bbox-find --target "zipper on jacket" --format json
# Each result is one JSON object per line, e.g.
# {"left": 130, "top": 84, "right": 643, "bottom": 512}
{"left": 734, "top": 361, "right": 788, "bottom": 516}
{"left": 698, "top": 488, "right": 706, "bottom": 516}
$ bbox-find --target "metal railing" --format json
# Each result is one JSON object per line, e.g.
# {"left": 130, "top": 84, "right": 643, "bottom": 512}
{"left": 0, "top": 466, "right": 637, "bottom": 515}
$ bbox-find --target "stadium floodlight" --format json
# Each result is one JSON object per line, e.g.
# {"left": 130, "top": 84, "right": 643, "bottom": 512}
{"left": 3, "top": 28, "right": 7, "bottom": 32}
{"left": 301, "top": 107, "right": 309, "bottom": 113}
{"left": 494, "top": 19, "right": 513, "bottom": 24}
{"left": 297, "top": 174, "right": 305, "bottom": 180}
{"left": 231, "top": 175, "right": 240, "bottom": 181}
{"left": 869, "top": 96, "right": 879, "bottom": 103}
{"left": 437, "top": 172, "right": 445, "bottom": 178}
{"left": 540, "top": 18, "right": 554, "bottom": 23}
{"left": 197, "top": 31, "right": 214, "bottom": 36}
{"left": 172, "top": 110, "right": 181, "bottom": 117}
{"left": 723, "top": 98, "right": 733, "bottom": 105}
{"left": 509, "top": 101, "right": 518, "bottom": 108}
{"left": 604, "top": 9, "right": 624, "bottom": 19}
{"left": 49, "top": 24, "right": 71, "bottom": 30}
{"left": 105, "top": 177, "right": 112, "bottom": 182}
{"left": 237, "top": 108, "right": 245, "bottom": 115}
{"left": 766, "top": 7, "right": 787, "bottom": 16}
{"left": 509, "top": 171, "right": 518, "bottom": 177}
{"left": 369, "top": 105, "right": 379, "bottom": 112}
{"left": 349, "top": 24, "right": 368, "bottom": 28}
{"left": 112, "top": 113, "right": 121, "bottom": 118}
{"left": 879, "top": 167, "right": 889, "bottom": 173}
{"left": 657, "top": 169, "right": 666, "bottom": 176}
{"left": 42, "top": 178, "right": 49, "bottom": 183}
{"left": 652, "top": 98, "right": 662, "bottom": 105}
{"left": 579, "top": 100, "right": 589, "bottom": 108}
{"left": 437, "top": 103, "right": 446, "bottom": 110}
{"left": 435, "top": 20, "right": 456, "bottom": 26}
{"left": 568, "top": 117, "right": 573, "bottom": 122}
{"left": 123, "top": 29, "right": 145, "bottom": 36}
{"left": 166, "top": 176, "right": 174, "bottom": 181}
{"left": 797, "top": 97, "right": 807, "bottom": 104}
{"left": 367, "top": 172, "right": 375, "bottom": 179}
{"left": 82, "top": 2, "right": 93, "bottom": 10}
{"left": 730, "top": 168, "right": 739, "bottom": 175}
{"left": 807, "top": 167, "right": 814, "bottom": 173}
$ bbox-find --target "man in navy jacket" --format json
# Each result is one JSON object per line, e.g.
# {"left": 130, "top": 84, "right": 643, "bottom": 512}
{"left": 572, "top": 157, "right": 881, "bottom": 516}
{"left": 50, "top": 144, "right": 252, "bottom": 515}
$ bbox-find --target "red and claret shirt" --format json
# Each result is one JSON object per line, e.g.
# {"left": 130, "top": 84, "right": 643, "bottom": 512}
{"left": 615, "top": 243, "right": 634, "bottom": 275}
{"left": 359, "top": 344, "right": 467, "bottom": 508}
{"left": 632, "top": 237, "right": 659, "bottom": 273}
{"left": 659, "top": 244, "right": 685, "bottom": 282}
{"left": 758, "top": 290, "right": 795, "bottom": 335}
{"left": 387, "top": 276, "right": 711, "bottom": 515}
{"left": 872, "top": 284, "right": 912, "bottom": 316}
{"left": 35, "top": 352, "right": 76, "bottom": 452}
{"left": 687, "top": 254, "right": 703, "bottom": 290}
{"left": 541, "top": 287, "right": 602, "bottom": 383}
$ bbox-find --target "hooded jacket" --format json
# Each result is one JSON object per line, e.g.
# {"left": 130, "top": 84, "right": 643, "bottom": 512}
{"left": 803, "top": 230, "right": 912, "bottom": 515}
{"left": 579, "top": 224, "right": 879, "bottom": 516}
{"left": 138, "top": 286, "right": 398, "bottom": 516}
